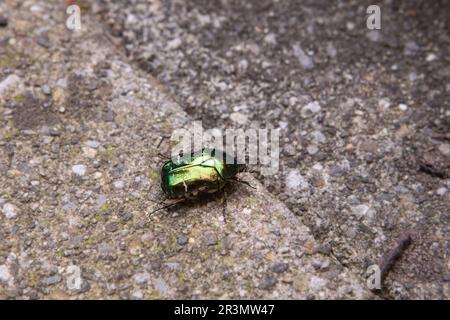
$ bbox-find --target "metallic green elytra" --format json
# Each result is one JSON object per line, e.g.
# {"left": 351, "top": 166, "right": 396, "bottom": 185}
{"left": 161, "top": 148, "right": 246, "bottom": 199}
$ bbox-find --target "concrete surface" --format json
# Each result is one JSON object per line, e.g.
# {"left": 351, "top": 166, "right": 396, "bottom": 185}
{"left": 95, "top": 0, "right": 450, "bottom": 299}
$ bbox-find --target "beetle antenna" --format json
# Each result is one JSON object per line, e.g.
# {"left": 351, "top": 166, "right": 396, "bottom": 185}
{"left": 156, "top": 136, "right": 167, "bottom": 149}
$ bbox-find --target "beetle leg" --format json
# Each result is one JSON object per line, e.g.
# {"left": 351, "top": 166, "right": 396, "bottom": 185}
{"left": 222, "top": 189, "right": 227, "bottom": 224}
{"left": 146, "top": 198, "right": 186, "bottom": 217}
{"left": 157, "top": 152, "right": 171, "bottom": 159}
{"left": 229, "top": 177, "right": 256, "bottom": 189}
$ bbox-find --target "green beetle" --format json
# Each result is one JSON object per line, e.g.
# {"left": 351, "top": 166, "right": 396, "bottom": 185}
{"left": 161, "top": 148, "right": 247, "bottom": 199}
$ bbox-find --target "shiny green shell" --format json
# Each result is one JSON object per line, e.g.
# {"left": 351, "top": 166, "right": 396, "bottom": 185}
{"left": 161, "top": 149, "right": 245, "bottom": 199}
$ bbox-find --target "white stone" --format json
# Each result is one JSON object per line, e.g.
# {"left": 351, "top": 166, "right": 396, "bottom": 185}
{"left": 326, "top": 42, "right": 337, "bottom": 58}
{"left": 426, "top": 53, "right": 437, "bottom": 62}
{"left": 2, "top": 203, "right": 18, "bottom": 219}
{"left": 436, "top": 187, "right": 447, "bottom": 196}
{"left": 307, "top": 144, "right": 319, "bottom": 155}
{"left": 378, "top": 98, "right": 391, "bottom": 109}
{"left": 311, "top": 130, "right": 327, "bottom": 144}
{"left": 346, "top": 22, "right": 355, "bottom": 30}
{"left": 292, "top": 44, "right": 314, "bottom": 70}
{"left": 366, "top": 31, "right": 381, "bottom": 42}
{"left": 72, "top": 164, "right": 86, "bottom": 176}
{"left": 85, "top": 140, "right": 100, "bottom": 149}
{"left": 398, "top": 103, "right": 408, "bottom": 111}
{"left": 113, "top": 180, "right": 125, "bottom": 189}
{"left": 264, "top": 33, "right": 277, "bottom": 45}
{"left": 133, "top": 272, "right": 150, "bottom": 285}
{"left": 93, "top": 172, "right": 102, "bottom": 179}
{"left": 302, "top": 101, "right": 321, "bottom": 115}
{"left": 132, "top": 290, "right": 143, "bottom": 299}
{"left": 351, "top": 204, "right": 370, "bottom": 217}
{"left": 0, "top": 265, "right": 12, "bottom": 285}
{"left": 309, "top": 276, "right": 327, "bottom": 292}
{"left": 82, "top": 146, "right": 97, "bottom": 158}
{"left": 229, "top": 112, "right": 248, "bottom": 125}
{"left": 0, "top": 74, "right": 21, "bottom": 96}
{"left": 167, "top": 38, "right": 182, "bottom": 50}
{"left": 438, "top": 144, "right": 450, "bottom": 156}
{"left": 286, "top": 169, "right": 308, "bottom": 191}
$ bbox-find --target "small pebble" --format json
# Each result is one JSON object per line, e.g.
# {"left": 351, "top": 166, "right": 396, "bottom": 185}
{"left": 177, "top": 235, "right": 188, "bottom": 245}
{"left": 0, "top": 265, "right": 12, "bottom": 284}
{"left": 438, "top": 144, "right": 450, "bottom": 156}
{"left": 292, "top": 44, "right": 314, "bottom": 70}
{"left": 307, "top": 145, "right": 319, "bottom": 155}
{"left": 132, "top": 290, "right": 143, "bottom": 299}
{"left": 204, "top": 233, "right": 218, "bottom": 246}
{"left": 229, "top": 112, "right": 248, "bottom": 125}
{"left": 41, "top": 84, "right": 51, "bottom": 95}
{"left": 113, "top": 180, "right": 125, "bottom": 189}
{"left": 351, "top": 204, "right": 370, "bottom": 217}
{"left": 398, "top": 103, "right": 408, "bottom": 111}
{"left": 271, "top": 263, "right": 289, "bottom": 273}
{"left": 426, "top": 53, "right": 437, "bottom": 62}
{"left": 43, "top": 275, "right": 62, "bottom": 286}
{"left": 259, "top": 276, "right": 277, "bottom": 290}
{"left": 302, "top": 101, "right": 321, "bottom": 116}
{"left": 2, "top": 203, "right": 18, "bottom": 219}
{"left": 72, "top": 164, "right": 86, "bottom": 176}
{"left": 286, "top": 169, "right": 308, "bottom": 191}
{"left": 311, "top": 130, "right": 326, "bottom": 144}
{"left": 436, "top": 187, "right": 447, "bottom": 196}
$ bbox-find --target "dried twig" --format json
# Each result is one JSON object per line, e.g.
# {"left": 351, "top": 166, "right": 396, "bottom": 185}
{"left": 378, "top": 233, "right": 412, "bottom": 283}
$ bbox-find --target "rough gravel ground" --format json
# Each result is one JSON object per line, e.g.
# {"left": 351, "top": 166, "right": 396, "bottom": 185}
{"left": 95, "top": 0, "right": 450, "bottom": 299}
{"left": 0, "top": 0, "right": 370, "bottom": 299}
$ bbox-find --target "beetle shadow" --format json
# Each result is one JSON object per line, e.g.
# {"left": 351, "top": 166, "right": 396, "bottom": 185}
{"left": 161, "top": 182, "right": 250, "bottom": 218}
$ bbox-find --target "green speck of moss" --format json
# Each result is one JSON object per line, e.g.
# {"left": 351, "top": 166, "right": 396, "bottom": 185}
{"left": 215, "top": 241, "right": 224, "bottom": 250}
{"left": 29, "top": 271, "right": 37, "bottom": 286}
{"left": 246, "top": 198, "right": 255, "bottom": 207}
{"left": 94, "top": 213, "right": 104, "bottom": 222}
{"left": 0, "top": 191, "right": 12, "bottom": 197}
{"left": 13, "top": 95, "right": 23, "bottom": 103}
{"left": 178, "top": 272, "right": 186, "bottom": 284}
{"left": 146, "top": 290, "right": 160, "bottom": 300}
{"left": 70, "top": 148, "right": 80, "bottom": 159}
{"left": 99, "top": 203, "right": 111, "bottom": 213}
{"left": 104, "top": 143, "right": 115, "bottom": 158}
{"left": 0, "top": 47, "right": 31, "bottom": 68}
{"left": 4, "top": 128, "right": 18, "bottom": 141}
{"left": 170, "top": 234, "right": 177, "bottom": 247}
{"left": 95, "top": 261, "right": 104, "bottom": 271}
{"left": 147, "top": 169, "right": 159, "bottom": 181}
{"left": 152, "top": 246, "right": 162, "bottom": 254}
